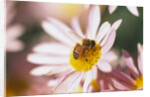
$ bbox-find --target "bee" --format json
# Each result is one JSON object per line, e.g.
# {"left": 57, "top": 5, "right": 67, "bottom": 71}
{"left": 73, "top": 39, "right": 96, "bottom": 61}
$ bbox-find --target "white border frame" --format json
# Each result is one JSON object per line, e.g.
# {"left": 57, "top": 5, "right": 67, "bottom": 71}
{"left": 1, "top": 0, "right": 149, "bottom": 97}
{"left": 0, "top": 0, "right": 4, "bottom": 97}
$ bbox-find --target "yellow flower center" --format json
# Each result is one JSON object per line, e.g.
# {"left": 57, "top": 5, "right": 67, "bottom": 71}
{"left": 70, "top": 39, "right": 101, "bottom": 71}
{"left": 90, "top": 79, "right": 99, "bottom": 91}
{"left": 133, "top": 76, "right": 143, "bottom": 90}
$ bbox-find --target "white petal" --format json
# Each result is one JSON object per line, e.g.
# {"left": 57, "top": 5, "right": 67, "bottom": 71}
{"left": 54, "top": 72, "right": 83, "bottom": 93}
{"left": 126, "top": 6, "right": 139, "bottom": 16}
{"left": 100, "top": 19, "right": 122, "bottom": 46}
{"left": 30, "top": 66, "right": 53, "bottom": 76}
{"left": 71, "top": 17, "right": 85, "bottom": 38}
{"left": 97, "top": 60, "right": 112, "bottom": 72}
{"left": 100, "top": 19, "right": 122, "bottom": 54}
{"left": 67, "top": 72, "right": 84, "bottom": 93}
{"left": 83, "top": 71, "right": 92, "bottom": 92}
{"left": 30, "top": 65, "right": 71, "bottom": 76}
{"left": 111, "top": 19, "right": 122, "bottom": 30}
{"left": 108, "top": 5, "right": 118, "bottom": 14}
{"left": 101, "top": 29, "right": 116, "bottom": 54}
{"left": 91, "top": 66, "right": 98, "bottom": 79}
{"left": 96, "top": 21, "right": 111, "bottom": 43}
{"left": 42, "top": 21, "right": 74, "bottom": 47}
{"left": 83, "top": 67, "right": 97, "bottom": 92}
{"left": 101, "top": 51, "right": 117, "bottom": 62}
{"left": 27, "top": 53, "right": 69, "bottom": 65}
{"left": 33, "top": 43, "right": 71, "bottom": 56}
{"left": 137, "top": 43, "right": 143, "bottom": 75}
{"left": 86, "top": 6, "right": 101, "bottom": 39}
{"left": 48, "top": 18, "right": 80, "bottom": 43}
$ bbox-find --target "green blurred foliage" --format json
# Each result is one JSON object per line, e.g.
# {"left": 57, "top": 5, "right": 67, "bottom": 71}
{"left": 101, "top": 6, "right": 143, "bottom": 56}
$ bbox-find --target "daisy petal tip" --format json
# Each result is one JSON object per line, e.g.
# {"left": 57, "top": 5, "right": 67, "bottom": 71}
{"left": 122, "top": 49, "right": 128, "bottom": 56}
{"left": 111, "top": 19, "right": 122, "bottom": 31}
{"left": 116, "top": 19, "right": 123, "bottom": 27}
{"left": 30, "top": 69, "right": 41, "bottom": 76}
{"left": 108, "top": 8, "right": 114, "bottom": 14}
{"left": 108, "top": 6, "right": 118, "bottom": 14}
{"left": 41, "top": 21, "right": 49, "bottom": 29}
{"left": 26, "top": 54, "right": 32, "bottom": 62}
{"left": 127, "top": 7, "right": 139, "bottom": 17}
{"left": 122, "top": 49, "right": 132, "bottom": 60}
{"left": 137, "top": 43, "right": 142, "bottom": 52}
{"left": 97, "top": 61, "right": 112, "bottom": 73}
{"left": 102, "top": 66, "right": 112, "bottom": 73}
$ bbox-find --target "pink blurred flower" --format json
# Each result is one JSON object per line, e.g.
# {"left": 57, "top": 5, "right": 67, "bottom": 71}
{"left": 111, "top": 43, "right": 143, "bottom": 90}
{"left": 108, "top": 5, "right": 139, "bottom": 16}
{"left": 27, "top": 5, "right": 122, "bottom": 93}
{"left": 6, "top": 24, "right": 25, "bottom": 52}
{"left": 15, "top": 2, "right": 85, "bottom": 25}
{"left": 6, "top": 0, "right": 16, "bottom": 26}
{"left": 6, "top": 0, "right": 25, "bottom": 52}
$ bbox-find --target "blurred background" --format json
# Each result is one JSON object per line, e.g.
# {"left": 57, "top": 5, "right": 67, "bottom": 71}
{"left": 6, "top": 0, "right": 143, "bottom": 96}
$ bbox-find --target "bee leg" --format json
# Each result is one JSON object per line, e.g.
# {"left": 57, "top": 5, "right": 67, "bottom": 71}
{"left": 83, "top": 50, "right": 88, "bottom": 62}
{"left": 85, "top": 58, "right": 88, "bottom": 62}
{"left": 91, "top": 40, "right": 96, "bottom": 49}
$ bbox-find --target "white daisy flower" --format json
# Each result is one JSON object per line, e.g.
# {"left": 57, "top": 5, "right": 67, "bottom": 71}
{"left": 27, "top": 5, "right": 122, "bottom": 93}
{"left": 109, "top": 5, "right": 139, "bottom": 16}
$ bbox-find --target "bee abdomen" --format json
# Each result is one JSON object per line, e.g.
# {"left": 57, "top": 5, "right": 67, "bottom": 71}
{"left": 73, "top": 51, "right": 79, "bottom": 59}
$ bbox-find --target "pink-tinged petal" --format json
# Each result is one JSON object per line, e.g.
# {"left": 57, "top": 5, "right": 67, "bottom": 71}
{"left": 99, "top": 80, "right": 105, "bottom": 90}
{"left": 122, "top": 50, "right": 139, "bottom": 78}
{"left": 108, "top": 5, "right": 118, "bottom": 14}
{"left": 108, "top": 84, "right": 115, "bottom": 90}
{"left": 91, "top": 66, "right": 98, "bottom": 79}
{"left": 30, "top": 65, "right": 71, "bottom": 76}
{"left": 82, "top": 67, "right": 97, "bottom": 92}
{"left": 86, "top": 6, "right": 101, "bottom": 39}
{"left": 7, "top": 24, "right": 24, "bottom": 39}
{"left": 33, "top": 43, "right": 71, "bottom": 56}
{"left": 6, "top": 40, "right": 24, "bottom": 52}
{"left": 53, "top": 72, "right": 83, "bottom": 93}
{"left": 48, "top": 79, "right": 59, "bottom": 87}
{"left": 126, "top": 6, "right": 139, "bottom": 16}
{"left": 42, "top": 21, "right": 74, "bottom": 47}
{"left": 97, "top": 60, "right": 112, "bottom": 72}
{"left": 68, "top": 72, "right": 84, "bottom": 93}
{"left": 101, "top": 19, "right": 122, "bottom": 45}
{"left": 100, "top": 19, "right": 122, "bottom": 54}
{"left": 111, "top": 78, "right": 132, "bottom": 90}
{"left": 101, "top": 51, "right": 117, "bottom": 62}
{"left": 111, "top": 19, "right": 122, "bottom": 31}
{"left": 112, "top": 70, "right": 134, "bottom": 85}
{"left": 83, "top": 71, "right": 92, "bottom": 92}
{"left": 103, "top": 79, "right": 112, "bottom": 90}
{"left": 27, "top": 54, "right": 69, "bottom": 65}
{"left": 101, "top": 29, "right": 116, "bottom": 54}
{"left": 48, "top": 18, "right": 80, "bottom": 43}
{"left": 137, "top": 43, "right": 143, "bottom": 75}
{"left": 71, "top": 17, "right": 85, "bottom": 38}
{"left": 96, "top": 21, "right": 111, "bottom": 43}
{"left": 30, "top": 66, "right": 53, "bottom": 76}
